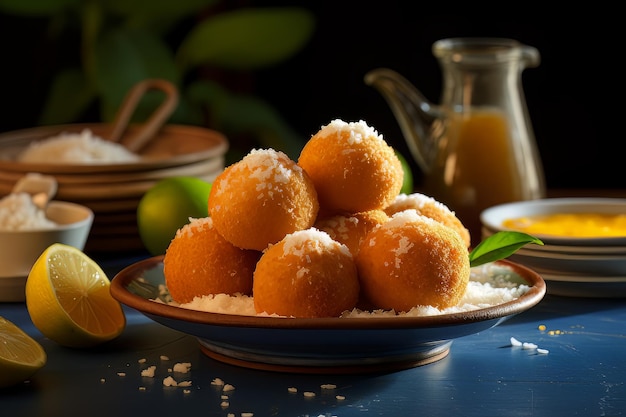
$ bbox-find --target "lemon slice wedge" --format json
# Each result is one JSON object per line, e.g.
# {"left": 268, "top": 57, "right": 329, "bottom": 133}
{"left": 25, "top": 243, "right": 126, "bottom": 348}
{"left": 0, "top": 316, "right": 47, "bottom": 388}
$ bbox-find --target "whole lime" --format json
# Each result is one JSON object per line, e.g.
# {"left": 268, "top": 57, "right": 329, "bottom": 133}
{"left": 137, "top": 177, "right": 212, "bottom": 256}
{"left": 395, "top": 149, "right": 414, "bottom": 194}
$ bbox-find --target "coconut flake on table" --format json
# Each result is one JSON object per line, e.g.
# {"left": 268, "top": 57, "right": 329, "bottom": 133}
{"left": 170, "top": 262, "right": 530, "bottom": 318}
{"left": 0, "top": 192, "right": 57, "bottom": 230}
{"left": 17, "top": 129, "right": 140, "bottom": 164}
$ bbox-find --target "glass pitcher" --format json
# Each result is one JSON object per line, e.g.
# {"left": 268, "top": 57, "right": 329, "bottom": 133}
{"left": 365, "top": 38, "right": 545, "bottom": 245}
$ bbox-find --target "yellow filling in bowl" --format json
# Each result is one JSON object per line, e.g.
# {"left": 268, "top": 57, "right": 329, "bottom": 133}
{"left": 502, "top": 213, "right": 626, "bottom": 238}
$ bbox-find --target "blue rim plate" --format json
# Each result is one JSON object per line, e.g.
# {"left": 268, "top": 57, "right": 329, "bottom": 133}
{"left": 111, "top": 256, "right": 546, "bottom": 374}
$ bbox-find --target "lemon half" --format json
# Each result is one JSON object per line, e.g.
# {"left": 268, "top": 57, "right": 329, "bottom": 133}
{"left": 0, "top": 316, "right": 47, "bottom": 388}
{"left": 25, "top": 243, "right": 126, "bottom": 348}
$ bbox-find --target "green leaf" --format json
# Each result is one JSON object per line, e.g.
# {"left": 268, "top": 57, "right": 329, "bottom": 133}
{"left": 186, "top": 79, "right": 229, "bottom": 108}
{"left": 167, "top": 95, "right": 206, "bottom": 126}
{"left": 94, "top": 27, "right": 180, "bottom": 121}
{"left": 38, "top": 68, "right": 96, "bottom": 125}
{"left": 0, "top": 0, "right": 80, "bottom": 16}
{"left": 469, "top": 231, "right": 544, "bottom": 268}
{"left": 102, "top": 0, "right": 218, "bottom": 31}
{"left": 104, "top": 0, "right": 216, "bottom": 19}
{"left": 176, "top": 7, "right": 315, "bottom": 71}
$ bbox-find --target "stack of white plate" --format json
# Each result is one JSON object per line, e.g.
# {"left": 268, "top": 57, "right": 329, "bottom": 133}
{"left": 0, "top": 123, "right": 228, "bottom": 254}
{"left": 480, "top": 198, "right": 626, "bottom": 298}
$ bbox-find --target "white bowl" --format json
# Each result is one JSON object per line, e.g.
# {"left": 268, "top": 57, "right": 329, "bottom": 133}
{"left": 480, "top": 198, "right": 626, "bottom": 246}
{"left": 0, "top": 200, "right": 93, "bottom": 301}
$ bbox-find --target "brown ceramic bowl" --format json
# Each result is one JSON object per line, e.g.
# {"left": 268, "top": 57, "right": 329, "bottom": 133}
{"left": 111, "top": 257, "right": 546, "bottom": 374}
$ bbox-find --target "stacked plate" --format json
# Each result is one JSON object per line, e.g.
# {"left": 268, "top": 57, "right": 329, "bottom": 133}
{"left": 0, "top": 123, "right": 228, "bottom": 254}
{"left": 480, "top": 198, "right": 626, "bottom": 298}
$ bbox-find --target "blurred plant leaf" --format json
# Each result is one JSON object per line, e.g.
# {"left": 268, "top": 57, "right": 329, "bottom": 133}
{"left": 94, "top": 27, "right": 180, "bottom": 121}
{"left": 214, "top": 94, "right": 306, "bottom": 160}
{"left": 103, "top": 0, "right": 216, "bottom": 18}
{"left": 176, "top": 7, "right": 315, "bottom": 71}
{"left": 3, "top": 1, "right": 316, "bottom": 161}
{"left": 469, "top": 231, "right": 544, "bottom": 267}
{"left": 102, "top": 0, "right": 218, "bottom": 31}
{"left": 187, "top": 79, "right": 305, "bottom": 160}
{"left": 38, "top": 68, "right": 96, "bottom": 125}
{"left": 186, "top": 79, "right": 229, "bottom": 108}
{"left": 0, "top": 0, "right": 79, "bottom": 15}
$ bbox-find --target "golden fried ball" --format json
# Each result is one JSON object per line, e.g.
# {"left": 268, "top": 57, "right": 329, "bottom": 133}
{"left": 163, "top": 217, "right": 261, "bottom": 304}
{"left": 384, "top": 192, "right": 471, "bottom": 248}
{"left": 208, "top": 148, "right": 319, "bottom": 251}
{"left": 253, "top": 228, "right": 360, "bottom": 318}
{"left": 298, "top": 119, "right": 404, "bottom": 214}
{"left": 314, "top": 209, "right": 389, "bottom": 257}
{"left": 356, "top": 210, "right": 470, "bottom": 311}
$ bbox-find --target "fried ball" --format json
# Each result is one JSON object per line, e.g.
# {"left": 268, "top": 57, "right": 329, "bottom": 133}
{"left": 163, "top": 217, "right": 261, "bottom": 304}
{"left": 314, "top": 209, "right": 389, "bottom": 257}
{"left": 208, "top": 148, "right": 319, "bottom": 251}
{"left": 253, "top": 228, "right": 359, "bottom": 318}
{"left": 298, "top": 119, "right": 404, "bottom": 214}
{"left": 385, "top": 192, "right": 471, "bottom": 248}
{"left": 356, "top": 210, "right": 470, "bottom": 311}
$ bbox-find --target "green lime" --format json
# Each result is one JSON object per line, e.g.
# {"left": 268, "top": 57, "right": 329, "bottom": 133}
{"left": 395, "top": 149, "right": 414, "bottom": 194}
{"left": 137, "top": 177, "right": 212, "bottom": 256}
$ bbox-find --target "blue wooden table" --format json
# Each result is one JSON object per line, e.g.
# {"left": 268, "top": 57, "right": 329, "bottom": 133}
{"left": 2, "top": 255, "right": 625, "bottom": 417}
{"left": 0, "top": 258, "right": 626, "bottom": 417}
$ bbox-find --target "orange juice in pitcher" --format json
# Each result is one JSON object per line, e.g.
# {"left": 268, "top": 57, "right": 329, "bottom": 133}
{"left": 422, "top": 108, "right": 527, "bottom": 240}
{"left": 366, "top": 38, "right": 546, "bottom": 244}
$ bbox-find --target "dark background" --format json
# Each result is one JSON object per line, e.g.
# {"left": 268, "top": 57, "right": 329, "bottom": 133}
{"left": 256, "top": 5, "right": 625, "bottom": 190}
{"left": 1, "top": 4, "right": 623, "bottom": 190}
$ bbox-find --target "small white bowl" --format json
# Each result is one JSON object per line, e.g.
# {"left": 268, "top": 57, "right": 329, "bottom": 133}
{"left": 480, "top": 198, "right": 626, "bottom": 247}
{"left": 0, "top": 200, "right": 93, "bottom": 302}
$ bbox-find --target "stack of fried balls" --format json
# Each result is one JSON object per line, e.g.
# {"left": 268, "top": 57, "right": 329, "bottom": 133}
{"left": 163, "top": 119, "right": 471, "bottom": 318}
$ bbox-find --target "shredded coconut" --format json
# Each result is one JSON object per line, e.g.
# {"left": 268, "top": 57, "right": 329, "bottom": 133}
{"left": 163, "top": 376, "right": 178, "bottom": 387}
{"left": 320, "top": 119, "right": 382, "bottom": 145}
{"left": 0, "top": 193, "right": 57, "bottom": 230}
{"left": 173, "top": 262, "right": 530, "bottom": 318}
{"left": 211, "top": 377, "right": 225, "bottom": 386}
{"left": 18, "top": 129, "right": 140, "bottom": 164}
{"left": 141, "top": 365, "right": 157, "bottom": 377}
{"left": 281, "top": 228, "right": 351, "bottom": 259}
{"left": 173, "top": 362, "right": 192, "bottom": 373}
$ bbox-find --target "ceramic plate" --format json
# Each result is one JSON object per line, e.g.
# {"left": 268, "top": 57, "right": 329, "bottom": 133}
{"left": 508, "top": 249, "right": 626, "bottom": 276}
{"left": 540, "top": 272, "right": 626, "bottom": 283}
{"left": 0, "top": 156, "right": 224, "bottom": 185}
{"left": 480, "top": 198, "right": 626, "bottom": 246}
{"left": 0, "top": 123, "right": 228, "bottom": 174}
{"left": 541, "top": 277, "right": 626, "bottom": 298}
{"left": 111, "top": 257, "right": 546, "bottom": 374}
